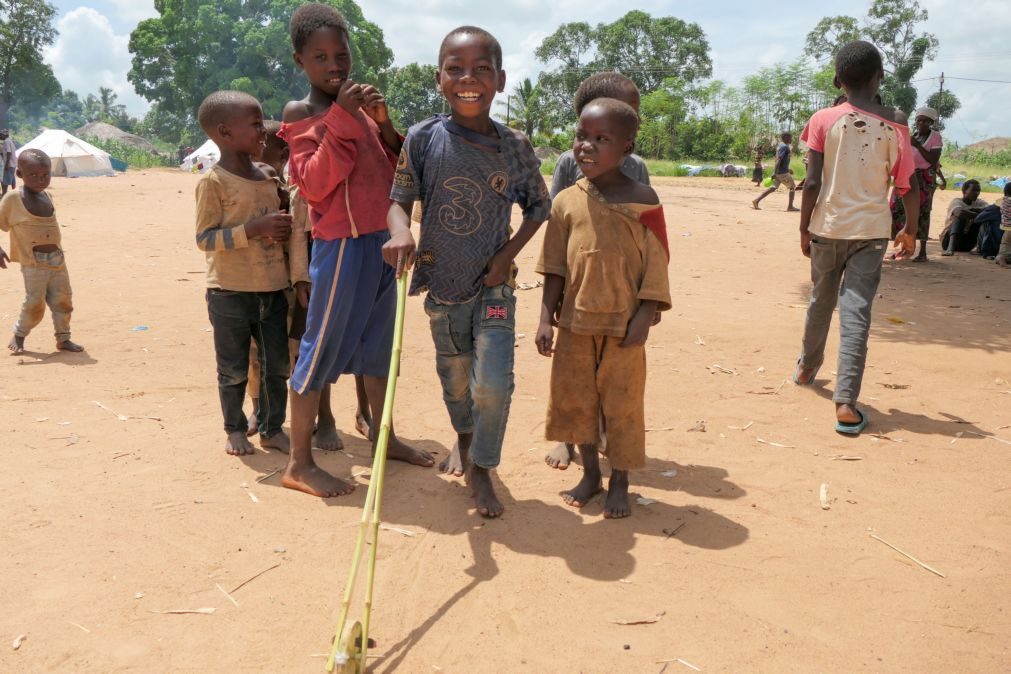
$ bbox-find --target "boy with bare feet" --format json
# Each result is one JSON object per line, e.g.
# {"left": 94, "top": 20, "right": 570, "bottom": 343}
{"left": 387, "top": 26, "right": 551, "bottom": 517}
{"left": 535, "top": 98, "right": 671, "bottom": 519}
{"left": 752, "top": 132, "right": 799, "bottom": 211}
{"left": 1, "top": 150, "right": 84, "bottom": 355}
{"left": 279, "top": 4, "right": 433, "bottom": 498}
{"left": 195, "top": 90, "right": 305, "bottom": 456}
{"left": 793, "top": 41, "right": 918, "bottom": 435}
{"left": 544, "top": 71, "right": 652, "bottom": 472}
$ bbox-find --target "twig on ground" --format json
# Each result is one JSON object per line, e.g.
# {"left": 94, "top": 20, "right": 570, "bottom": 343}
{"left": 747, "top": 380, "right": 787, "bottom": 395}
{"left": 215, "top": 583, "right": 239, "bottom": 607}
{"left": 728, "top": 421, "right": 753, "bottom": 431}
{"left": 148, "top": 608, "right": 216, "bottom": 615}
{"left": 380, "top": 524, "right": 418, "bottom": 537}
{"left": 964, "top": 430, "right": 1011, "bottom": 446}
{"left": 255, "top": 469, "right": 280, "bottom": 484}
{"left": 870, "top": 534, "right": 945, "bottom": 578}
{"left": 819, "top": 483, "right": 831, "bottom": 510}
{"left": 870, "top": 434, "right": 905, "bottom": 443}
{"left": 708, "top": 364, "right": 737, "bottom": 375}
{"left": 757, "top": 438, "right": 795, "bottom": 448}
{"left": 230, "top": 563, "right": 281, "bottom": 594}
{"left": 612, "top": 611, "right": 665, "bottom": 625}
{"left": 656, "top": 658, "right": 701, "bottom": 671}
{"left": 830, "top": 455, "right": 863, "bottom": 461}
{"left": 69, "top": 622, "right": 90, "bottom": 633}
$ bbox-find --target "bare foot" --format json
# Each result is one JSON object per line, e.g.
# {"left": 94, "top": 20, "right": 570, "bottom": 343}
{"left": 545, "top": 442, "right": 575, "bottom": 470}
{"left": 786, "top": 207, "right": 800, "bottom": 212}
{"left": 261, "top": 430, "right": 290, "bottom": 454}
{"left": 225, "top": 431, "right": 255, "bottom": 456}
{"left": 282, "top": 463, "right": 355, "bottom": 497}
{"left": 57, "top": 339, "right": 84, "bottom": 352}
{"left": 466, "top": 465, "right": 504, "bottom": 518}
{"left": 355, "top": 410, "right": 372, "bottom": 440}
{"left": 751, "top": 200, "right": 760, "bottom": 210}
{"left": 603, "top": 471, "right": 631, "bottom": 519}
{"left": 245, "top": 407, "right": 258, "bottom": 437}
{"left": 313, "top": 422, "right": 344, "bottom": 451}
{"left": 438, "top": 441, "right": 465, "bottom": 477}
{"left": 562, "top": 470, "right": 604, "bottom": 508}
{"left": 384, "top": 436, "right": 434, "bottom": 467}
{"left": 8, "top": 335, "right": 25, "bottom": 355}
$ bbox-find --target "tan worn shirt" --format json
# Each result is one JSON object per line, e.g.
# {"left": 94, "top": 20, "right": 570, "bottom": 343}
{"left": 0, "top": 189, "right": 61, "bottom": 267}
{"left": 536, "top": 179, "right": 671, "bottom": 338}
{"left": 195, "top": 165, "right": 308, "bottom": 291}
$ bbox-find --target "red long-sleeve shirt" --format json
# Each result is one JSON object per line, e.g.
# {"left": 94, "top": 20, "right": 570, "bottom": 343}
{"left": 279, "top": 103, "right": 399, "bottom": 241}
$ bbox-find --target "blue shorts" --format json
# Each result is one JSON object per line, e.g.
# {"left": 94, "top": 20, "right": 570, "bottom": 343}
{"left": 2, "top": 167, "right": 14, "bottom": 186}
{"left": 291, "top": 232, "right": 395, "bottom": 394}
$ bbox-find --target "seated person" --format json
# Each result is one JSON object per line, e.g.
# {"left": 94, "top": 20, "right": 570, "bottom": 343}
{"left": 941, "top": 179, "right": 987, "bottom": 256}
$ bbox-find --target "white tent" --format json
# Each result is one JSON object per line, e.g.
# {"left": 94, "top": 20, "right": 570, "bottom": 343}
{"left": 180, "top": 139, "right": 220, "bottom": 173}
{"left": 16, "top": 129, "right": 116, "bottom": 177}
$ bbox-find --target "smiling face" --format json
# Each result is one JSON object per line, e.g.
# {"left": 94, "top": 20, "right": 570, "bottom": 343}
{"left": 17, "top": 155, "right": 52, "bottom": 193}
{"left": 572, "top": 103, "right": 635, "bottom": 181}
{"left": 437, "top": 33, "right": 505, "bottom": 127}
{"left": 221, "top": 102, "right": 267, "bottom": 159}
{"left": 294, "top": 26, "right": 353, "bottom": 99}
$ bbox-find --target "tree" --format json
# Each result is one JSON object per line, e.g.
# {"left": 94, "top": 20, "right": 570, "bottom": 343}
{"left": 497, "top": 78, "right": 543, "bottom": 138}
{"left": 385, "top": 63, "right": 441, "bottom": 129}
{"left": 804, "top": 16, "right": 862, "bottom": 61}
{"left": 128, "top": 0, "right": 392, "bottom": 142}
{"left": 0, "top": 0, "right": 58, "bottom": 128}
{"left": 925, "top": 89, "right": 960, "bottom": 131}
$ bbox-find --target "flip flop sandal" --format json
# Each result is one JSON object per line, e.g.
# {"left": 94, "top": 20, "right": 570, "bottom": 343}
{"left": 793, "top": 362, "right": 820, "bottom": 386}
{"left": 835, "top": 409, "right": 868, "bottom": 435}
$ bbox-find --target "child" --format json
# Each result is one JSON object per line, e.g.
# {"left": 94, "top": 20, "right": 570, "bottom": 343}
{"left": 999, "top": 183, "right": 1011, "bottom": 268}
{"left": 194, "top": 90, "right": 304, "bottom": 456}
{"left": 387, "top": 25, "right": 551, "bottom": 517}
{"left": 549, "top": 72, "right": 649, "bottom": 199}
{"left": 793, "top": 41, "right": 918, "bottom": 434}
{"left": 543, "top": 71, "right": 653, "bottom": 472}
{"left": 0, "top": 150, "right": 84, "bottom": 355}
{"left": 535, "top": 98, "right": 671, "bottom": 519}
{"left": 752, "top": 132, "right": 798, "bottom": 211}
{"left": 751, "top": 143, "right": 764, "bottom": 185}
{"left": 280, "top": 3, "right": 433, "bottom": 499}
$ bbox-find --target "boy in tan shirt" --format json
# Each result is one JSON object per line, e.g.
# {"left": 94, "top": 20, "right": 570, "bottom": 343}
{"left": 1, "top": 150, "right": 84, "bottom": 355}
{"left": 535, "top": 98, "right": 671, "bottom": 518}
{"left": 195, "top": 90, "right": 307, "bottom": 456}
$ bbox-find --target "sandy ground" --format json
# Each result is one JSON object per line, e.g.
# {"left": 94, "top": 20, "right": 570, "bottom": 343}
{"left": 1, "top": 170, "right": 1009, "bottom": 673}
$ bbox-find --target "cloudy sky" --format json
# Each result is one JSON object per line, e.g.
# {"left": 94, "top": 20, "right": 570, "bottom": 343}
{"left": 47, "top": 0, "right": 1009, "bottom": 145}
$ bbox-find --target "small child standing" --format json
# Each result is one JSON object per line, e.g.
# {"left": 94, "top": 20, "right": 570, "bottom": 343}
{"left": 388, "top": 25, "right": 551, "bottom": 518}
{"left": 280, "top": 3, "right": 432, "bottom": 499}
{"left": 793, "top": 41, "right": 918, "bottom": 434}
{"left": 195, "top": 90, "right": 304, "bottom": 456}
{"left": 997, "top": 183, "right": 1011, "bottom": 268}
{"left": 0, "top": 150, "right": 84, "bottom": 355}
{"left": 535, "top": 98, "right": 671, "bottom": 519}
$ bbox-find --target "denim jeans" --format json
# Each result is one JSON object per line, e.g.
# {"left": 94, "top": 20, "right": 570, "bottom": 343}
{"left": 15, "top": 251, "right": 73, "bottom": 342}
{"left": 799, "top": 236, "right": 887, "bottom": 405}
{"left": 424, "top": 284, "right": 516, "bottom": 469}
{"left": 206, "top": 288, "right": 289, "bottom": 437}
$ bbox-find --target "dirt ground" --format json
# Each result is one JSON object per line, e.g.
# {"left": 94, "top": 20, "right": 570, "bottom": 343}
{"left": 2, "top": 170, "right": 1009, "bottom": 673}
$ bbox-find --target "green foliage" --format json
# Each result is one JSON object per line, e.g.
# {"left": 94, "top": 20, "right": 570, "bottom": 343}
{"left": 0, "top": 0, "right": 59, "bottom": 127}
{"left": 496, "top": 78, "right": 544, "bottom": 138}
{"left": 128, "top": 0, "right": 392, "bottom": 144}
{"left": 79, "top": 136, "right": 175, "bottom": 169}
{"left": 386, "top": 63, "right": 441, "bottom": 129}
{"left": 804, "top": 16, "right": 861, "bottom": 61}
{"left": 926, "top": 90, "right": 961, "bottom": 131}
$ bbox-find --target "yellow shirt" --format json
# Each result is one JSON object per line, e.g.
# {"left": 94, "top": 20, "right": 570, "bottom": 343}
{"left": 195, "top": 165, "right": 308, "bottom": 291}
{"left": 536, "top": 179, "right": 671, "bottom": 338}
{"left": 0, "top": 190, "right": 61, "bottom": 267}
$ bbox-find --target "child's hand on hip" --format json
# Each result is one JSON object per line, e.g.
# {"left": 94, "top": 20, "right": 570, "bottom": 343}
{"left": 484, "top": 250, "right": 512, "bottom": 287}
{"left": 382, "top": 229, "right": 416, "bottom": 277}
{"left": 535, "top": 320, "right": 554, "bottom": 357}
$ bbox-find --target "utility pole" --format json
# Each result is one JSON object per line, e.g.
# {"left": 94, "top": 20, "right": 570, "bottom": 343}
{"left": 506, "top": 95, "right": 511, "bottom": 125}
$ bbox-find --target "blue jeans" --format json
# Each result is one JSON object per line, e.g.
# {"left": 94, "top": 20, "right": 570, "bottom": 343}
{"left": 206, "top": 289, "right": 289, "bottom": 437}
{"left": 424, "top": 285, "right": 516, "bottom": 469}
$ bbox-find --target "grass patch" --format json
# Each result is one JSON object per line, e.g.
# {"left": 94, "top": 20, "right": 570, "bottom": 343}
{"left": 78, "top": 137, "right": 175, "bottom": 170}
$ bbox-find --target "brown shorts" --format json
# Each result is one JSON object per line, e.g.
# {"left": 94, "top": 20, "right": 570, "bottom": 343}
{"left": 546, "top": 328, "right": 647, "bottom": 470}
{"left": 773, "top": 172, "right": 796, "bottom": 191}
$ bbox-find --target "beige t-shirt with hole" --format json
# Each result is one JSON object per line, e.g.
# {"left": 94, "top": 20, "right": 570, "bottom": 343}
{"left": 0, "top": 190, "right": 61, "bottom": 267}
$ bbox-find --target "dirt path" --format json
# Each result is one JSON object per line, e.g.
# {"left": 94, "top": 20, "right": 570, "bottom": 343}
{"left": 2, "top": 171, "right": 1008, "bottom": 672}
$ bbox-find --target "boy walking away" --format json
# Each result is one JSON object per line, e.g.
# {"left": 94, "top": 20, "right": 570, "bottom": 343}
{"left": 535, "top": 98, "right": 671, "bottom": 519}
{"left": 1, "top": 130, "right": 16, "bottom": 196}
{"left": 281, "top": 3, "right": 433, "bottom": 499}
{"left": 0, "top": 150, "right": 84, "bottom": 355}
{"left": 752, "top": 132, "right": 798, "bottom": 211}
{"left": 999, "top": 183, "right": 1011, "bottom": 268}
{"left": 549, "top": 72, "right": 649, "bottom": 199}
{"left": 794, "top": 41, "right": 918, "bottom": 435}
{"left": 543, "top": 71, "right": 653, "bottom": 472}
{"left": 195, "top": 90, "right": 305, "bottom": 457}
{"left": 388, "top": 25, "right": 551, "bottom": 518}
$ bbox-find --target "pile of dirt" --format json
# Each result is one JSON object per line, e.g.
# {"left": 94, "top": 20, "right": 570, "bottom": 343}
{"left": 75, "top": 121, "right": 161, "bottom": 155}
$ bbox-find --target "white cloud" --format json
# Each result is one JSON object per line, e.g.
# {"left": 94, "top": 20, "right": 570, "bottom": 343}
{"left": 104, "top": 0, "right": 156, "bottom": 24}
{"left": 44, "top": 7, "right": 151, "bottom": 119}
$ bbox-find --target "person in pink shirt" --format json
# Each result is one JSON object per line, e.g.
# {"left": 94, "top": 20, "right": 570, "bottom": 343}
{"left": 793, "top": 41, "right": 919, "bottom": 435}
{"left": 891, "top": 106, "right": 942, "bottom": 261}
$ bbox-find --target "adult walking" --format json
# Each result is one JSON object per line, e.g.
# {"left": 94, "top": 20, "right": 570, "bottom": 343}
{"left": 0, "top": 130, "right": 16, "bottom": 196}
{"left": 891, "top": 107, "right": 942, "bottom": 261}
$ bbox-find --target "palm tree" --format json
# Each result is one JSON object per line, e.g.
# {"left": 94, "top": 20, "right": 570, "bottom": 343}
{"left": 500, "top": 78, "right": 544, "bottom": 139}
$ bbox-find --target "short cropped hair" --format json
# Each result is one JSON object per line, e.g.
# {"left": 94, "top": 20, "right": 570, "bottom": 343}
{"left": 439, "top": 26, "right": 502, "bottom": 70}
{"left": 197, "top": 90, "right": 261, "bottom": 135}
{"left": 781, "top": 131, "right": 792, "bottom": 141}
{"left": 835, "top": 41, "right": 884, "bottom": 89}
{"left": 264, "top": 119, "right": 284, "bottom": 142}
{"left": 289, "top": 3, "right": 348, "bottom": 53}
{"left": 582, "top": 98, "right": 640, "bottom": 138}
{"left": 962, "top": 179, "right": 980, "bottom": 192}
{"left": 18, "top": 149, "right": 50, "bottom": 167}
{"left": 1004, "top": 182, "right": 1011, "bottom": 197}
{"left": 574, "top": 72, "right": 640, "bottom": 115}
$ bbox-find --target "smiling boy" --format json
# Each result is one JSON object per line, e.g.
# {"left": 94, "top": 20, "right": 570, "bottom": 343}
{"left": 386, "top": 25, "right": 551, "bottom": 517}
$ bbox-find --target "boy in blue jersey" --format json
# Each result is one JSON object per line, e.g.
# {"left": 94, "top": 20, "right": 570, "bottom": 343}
{"left": 386, "top": 25, "right": 551, "bottom": 517}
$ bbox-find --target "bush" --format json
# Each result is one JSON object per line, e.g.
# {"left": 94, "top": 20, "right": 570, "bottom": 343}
{"left": 80, "top": 137, "right": 175, "bottom": 169}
